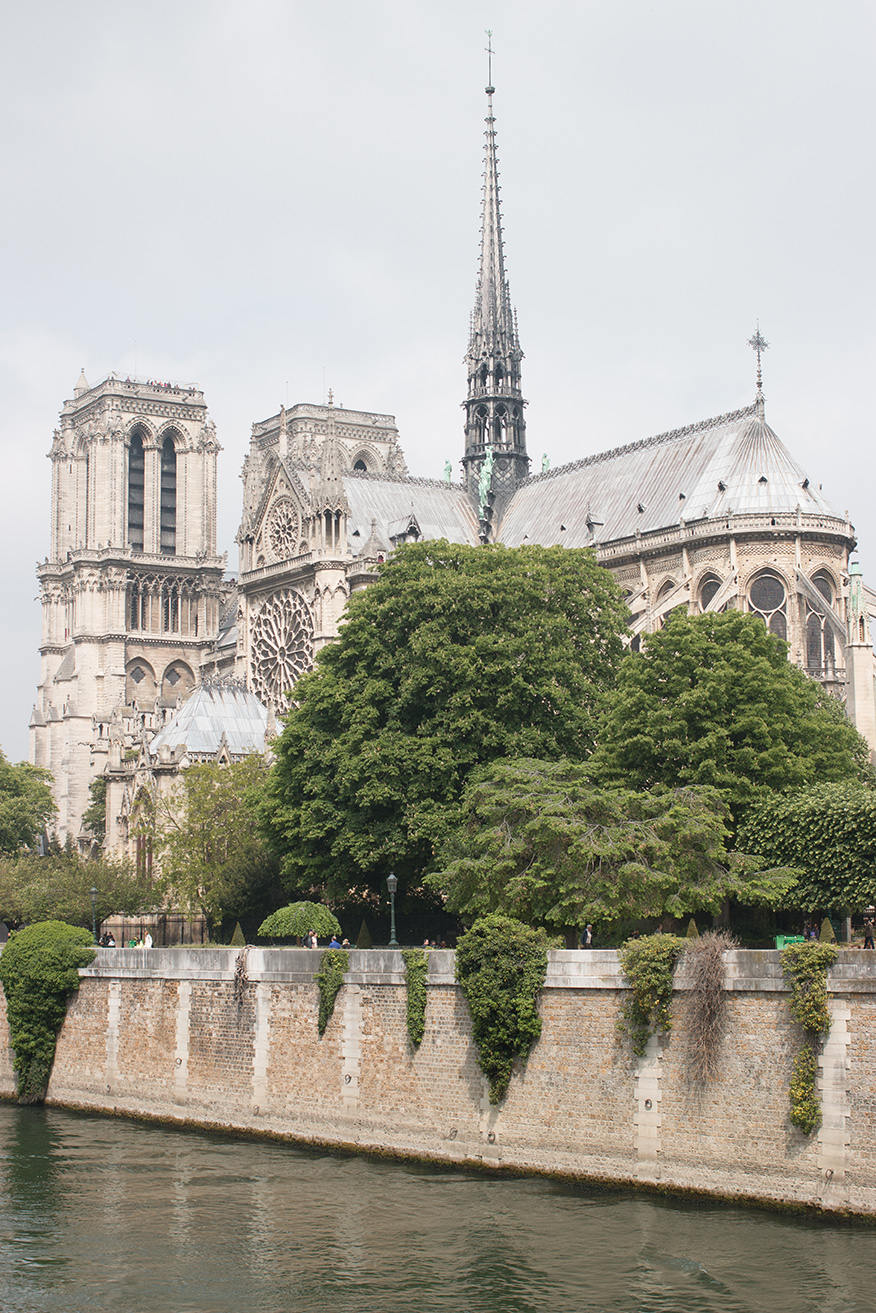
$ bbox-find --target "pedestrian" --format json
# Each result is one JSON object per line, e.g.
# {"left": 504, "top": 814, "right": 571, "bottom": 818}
{"left": 306, "top": 929, "right": 318, "bottom": 949}
{"left": 864, "top": 918, "right": 875, "bottom": 950}
{"left": 422, "top": 937, "right": 431, "bottom": 948}
{"left": 106, "top": 932, "right": 116, "bottom": 947}
{"left": 144, "top": 931, "right": 153, "bottom": 949}
{"left": 581, "top": 924, "right": 593, "bottom": 949}
{"left": 329, "top": 934, "right": 342, "bottom": 948}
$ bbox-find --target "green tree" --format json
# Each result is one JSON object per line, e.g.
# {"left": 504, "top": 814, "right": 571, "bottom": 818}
{"left": 429, "top": 757, "right": 793, "bottom": 936}
{"left": 0, "top": 848, "right": 153, "bottom": 931}
{"left": 157, "top": 755, "right": 282, "bottom": 936}
{"left": 265, "top": 541, "right": 628, "bottom": 897}
{"left": 739, "top": 781, "right": 876, "bottom": 913}
{"left": 0, "top": 750, "right": 56, "bottom": 855}
{"left": 81, "top": 776, "right": 107, "bottom": 844}
{"left": 592, "top": 612, "right": 868, "bottom": 827}
{"left": 257, "top": 901, "right": 341, "bottom": 941}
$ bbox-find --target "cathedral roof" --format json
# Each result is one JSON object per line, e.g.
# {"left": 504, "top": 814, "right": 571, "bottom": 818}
{"left": 344, "top": 474, "right": 479, "bottom": 549}
{"left": 149, "top": 682, "right": 267, "bottom": 758}
{"left": 496, "top": 403, "right": 843, "bottom": 549}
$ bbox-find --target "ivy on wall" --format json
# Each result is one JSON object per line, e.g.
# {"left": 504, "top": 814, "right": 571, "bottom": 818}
{"left": 780, "top": 941, "right": 838, "bottom": 1134}
{"left": 455, "top": 914, "right": 548, "bottom": 1104}
{"left": 401, "top": 948, "right": 428, "bottom": 1048}
{"left": 0, "top": 920, "right": 95, "bottom": 1104}
{"left": 618, "top": 934, "right": 685, "bottom": 1056}
{"left": 316, "top": 949, "right": 348, "bottom": 1036}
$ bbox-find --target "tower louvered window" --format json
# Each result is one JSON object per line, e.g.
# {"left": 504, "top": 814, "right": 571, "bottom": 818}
{"left": 127, "top": 431, "right": 145, "bottom": 551}
{"left": 160, "top": 435, "right": 177, "bottom": 554}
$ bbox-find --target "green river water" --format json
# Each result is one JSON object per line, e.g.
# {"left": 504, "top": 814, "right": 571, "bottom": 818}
{"left": 0, "top": 1103, "right": 873, "bottom": 1312}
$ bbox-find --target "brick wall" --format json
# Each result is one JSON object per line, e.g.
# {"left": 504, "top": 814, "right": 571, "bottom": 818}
{"left": 2, "top": 947, "right": 875, "bottom": 1215}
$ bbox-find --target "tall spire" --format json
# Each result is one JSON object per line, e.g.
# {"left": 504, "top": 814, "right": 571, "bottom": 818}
{"left": 462, "top": 37, "right": 528, "bottom": 512}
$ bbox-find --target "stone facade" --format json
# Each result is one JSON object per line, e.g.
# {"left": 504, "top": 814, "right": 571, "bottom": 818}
{"left": 4, "top": 948, "right": 876, "bottom": 1216}
{"left": 29, "top": 375, "right": 227, "bottom": 842}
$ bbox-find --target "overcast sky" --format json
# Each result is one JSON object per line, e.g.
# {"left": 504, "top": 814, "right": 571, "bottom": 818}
{"left": 2, "top": 0, "right": 874, "bottom": 761}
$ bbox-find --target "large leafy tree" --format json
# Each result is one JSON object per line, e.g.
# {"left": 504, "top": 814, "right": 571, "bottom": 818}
{"left": 265, "top": 541, "right": 628, "bottom": 898}
{"left": 592, "top": 611, "right": 869, "bottom": 827}
{"left": 0, "top": 750, "right": 56, "bottom": 855}
{"left": 739, "top": 781, "right": 876, "bottom": 913}
{"left": 157, "top": 755, "right": 282, "bottom": 936}
{"left": 428, "top": 757, "right": 793, "bottom": 936}
{"left": 0, "top": 848, "right": 153, "bottom": 931}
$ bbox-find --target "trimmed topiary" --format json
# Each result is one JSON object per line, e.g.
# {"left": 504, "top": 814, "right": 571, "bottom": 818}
{"left": 0, "top": 920, "right": 95, "bottom": 1104}
{"left": 257, "top": 902, "right": 341, "bottom": 943}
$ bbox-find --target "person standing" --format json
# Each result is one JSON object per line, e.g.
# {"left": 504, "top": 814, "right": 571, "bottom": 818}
{"left": 863, "top": 917, "right": 875, "bottom": 949}
{"left": 581, "top": 925, "right": 593, "bottom": 948}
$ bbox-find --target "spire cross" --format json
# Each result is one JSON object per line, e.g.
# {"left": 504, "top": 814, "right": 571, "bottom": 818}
{"left": 748, "top": 324, "right": 769, "bottom": 395}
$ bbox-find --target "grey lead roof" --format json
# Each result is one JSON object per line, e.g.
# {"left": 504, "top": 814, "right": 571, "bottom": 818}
{"left": 496, "top": 404, "right": 843, "bottom": 549}
{"left": 344, "top": 474, "right": 479, "bottom": 550}
{"left": 149, "top": 683, "right": 267, "bottom": 758}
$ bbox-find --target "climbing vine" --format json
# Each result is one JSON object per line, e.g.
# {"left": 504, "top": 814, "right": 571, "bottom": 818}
{"left": 455, "top": 914, "right": 548, "bottom": 1104}
{"left": 316, "top": 948, "right": 348, "bottom": 1035}
{"left": 681, "top": 931, "right": 734, "bottom": 1083}
{"left": 0, "top": 920, "right": 95, "bottom": 1104}
{"left": 401, "top": 948, "right": 428, "bottom": 1047}
{"left": 780, "top": 940, "right": 838, "bottom": 1133}
{"left": 618, "top": 933, "right": 685, "bottom": 1056}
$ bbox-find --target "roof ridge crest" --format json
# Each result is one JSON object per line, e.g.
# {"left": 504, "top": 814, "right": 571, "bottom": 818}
{"left": 520, "top": 404, "right": 757, "bottom": 485}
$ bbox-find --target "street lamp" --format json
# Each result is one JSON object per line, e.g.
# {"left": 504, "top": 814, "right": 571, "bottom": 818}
{"left": 90, "top": 886, "right": 98, "bottom": 944}
{"left": 386, "top": 872, "right": 399, "bottom": 948}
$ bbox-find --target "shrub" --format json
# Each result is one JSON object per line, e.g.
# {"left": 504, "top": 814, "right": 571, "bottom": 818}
{"left": 0, "top": 920, "right": 94, "bottom": 1103}
{"left": 455, "top": 914, "right": 548, "bottom": 1104}
{"left": 230, "top": 922, "right": 246, "bottom": 946}
{"left": 780, "top": 940, "right": 838, "bottom": 1134}
{"left": 257, "top": 902, "right": 341, "bottom": 942}
{"left": 401, "top": 947, "right": 428, "bottom": 1047}
{"left": 356, "top": 919, "right": 373, "bottom": 949}
{"left": 316, "top": 949, "right": 348, "bottom": 1035}
{"left": 618, "top": 933, "right": 685, "bottom": 1056}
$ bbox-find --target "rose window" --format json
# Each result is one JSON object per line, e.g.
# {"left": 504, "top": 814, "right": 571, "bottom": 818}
{"left": 267, "top": 500, "right": 300, "bottom": 560}
{"left": 250, "top": 589, "right": 314, "bottom": 706}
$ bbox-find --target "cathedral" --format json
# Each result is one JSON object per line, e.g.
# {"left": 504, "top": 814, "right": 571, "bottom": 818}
{"left": 30, "top": 78, "right": 876, "bottom": 853}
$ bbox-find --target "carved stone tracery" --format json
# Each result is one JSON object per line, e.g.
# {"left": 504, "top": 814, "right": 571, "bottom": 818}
{"left": 249, "top": 589, "right": 314, "bottom": 707}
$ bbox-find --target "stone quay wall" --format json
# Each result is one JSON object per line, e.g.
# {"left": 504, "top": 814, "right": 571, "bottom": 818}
{"left": 1, "top": 947, "right": 876, "bottom": 1215}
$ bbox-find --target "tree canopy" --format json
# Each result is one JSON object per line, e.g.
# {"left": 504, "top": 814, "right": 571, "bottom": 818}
{"left": 257, "top": 901, "right": 341, "bottom": 941}
{"left": 428, "top": 757, "right": 793, "bottom": 934}
{"left": 0, "top": 750, "right": 56, "bottom": 855}
{"left": 738, "top": 781, "right": 876, "bottom": 912}
{"left": 0, "top": 848, "right": 154, "bottom": 931}
{"left": 157, "top": 755, "right": 283, "bottom": 936}
{"left": 592, "top": 611, "right": 869, "bottom": 825}
{"left": 264, "top": 541, "right": 628, "bottom": 897}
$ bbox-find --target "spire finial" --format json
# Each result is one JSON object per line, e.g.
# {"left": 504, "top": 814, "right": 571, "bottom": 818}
{"left": 485, "top": 29, "right": 494, "bottom": 93}
{"left": 748, "top": 323, "right": 769, "bottom": 399}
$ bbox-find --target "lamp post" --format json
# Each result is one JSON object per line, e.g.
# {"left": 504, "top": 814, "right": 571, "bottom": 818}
{"left": 90, "top": 886, "right": 98, "bottom": 944}
{"left": 386, "top": 872, "right": 399, "bottom": 948}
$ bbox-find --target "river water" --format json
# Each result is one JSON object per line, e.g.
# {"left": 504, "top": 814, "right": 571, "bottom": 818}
{"left": 0, "top": 1103, "right": 873, "bottom": 1313}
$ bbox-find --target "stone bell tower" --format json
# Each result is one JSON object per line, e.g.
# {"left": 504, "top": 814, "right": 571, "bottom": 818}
{"left": 461, "top": 61, "right": 529, "bottom": 524}
{"left": 30, "top": 372, "right": 226, "bottom": 844}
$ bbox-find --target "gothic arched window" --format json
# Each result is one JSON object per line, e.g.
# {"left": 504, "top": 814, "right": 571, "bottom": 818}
{"left": 748, "top": 571, "right": 787, "bottom": 640}
{"left": 699, "top": 574, "right": 722, "bottom": 612}
{"left": 127, "top": 430, "right": 145, "bottom": 552}
{"left": 353, "top": 459, "right": 367, "bottom": 472}
{"left": 805, "top": 570, "right": 836, "bottom": 675}
{"left": 160, "top": 433, "right": 177, "bottom": 555}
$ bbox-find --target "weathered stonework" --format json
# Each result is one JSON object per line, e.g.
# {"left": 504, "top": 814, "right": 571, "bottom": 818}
{"left": 3, "top": 949, "right": 876, "bottom": 1216}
